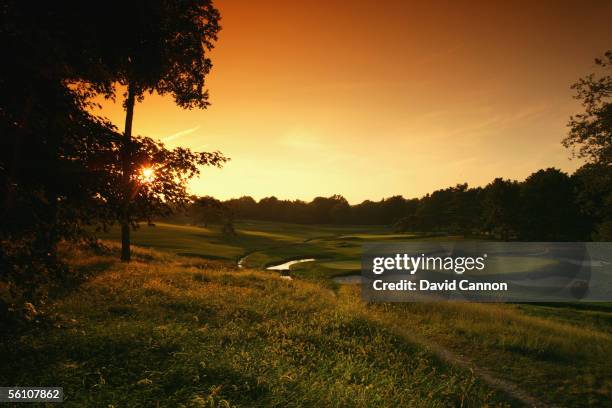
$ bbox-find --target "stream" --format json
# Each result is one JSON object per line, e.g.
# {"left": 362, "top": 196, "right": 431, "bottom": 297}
{"left": 239, "top": 255, "right": 362, "bottom": 284}
{"left": 265, "top": 258, "right": 315, "bottom": 280}
{"left": 238, "top": 254, "right": 316, "bottom": 280}
{"left": 266, "top": 258, "right": 316, "bottom": 270}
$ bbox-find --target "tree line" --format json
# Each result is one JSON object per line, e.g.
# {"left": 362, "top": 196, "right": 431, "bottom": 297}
{"left": 185, "top": 51, "right": 611, "bottom": 241}
{"left": 183, "top": 163, "right": 610, "bottom": 241}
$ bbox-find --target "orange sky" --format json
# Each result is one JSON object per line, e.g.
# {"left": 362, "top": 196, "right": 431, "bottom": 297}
{"left": 94, "top": 0, "right": 612, "bottom": 204}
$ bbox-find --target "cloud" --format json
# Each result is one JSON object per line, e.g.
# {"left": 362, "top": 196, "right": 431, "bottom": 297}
{"left": 281, "top": 128, "right": 325, "bottom": 150}
{"left": 163, "top": 125, "right": 201, "bottom": 142}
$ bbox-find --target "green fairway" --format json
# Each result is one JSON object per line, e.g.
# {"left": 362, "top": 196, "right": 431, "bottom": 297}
{"left": 319, "top": 260, "right": 361, "bottom": 270}
{"left": 96, "top": 221, "right": 587, "bottom": 282}
{"left": 339, "top": 233, "right": 417, "bottom": 240}
{"left": 470, "top": 256, "right": 559, "bottom": 275}
{"left": 97, "top": 221, "right": 401, "bottom": 277}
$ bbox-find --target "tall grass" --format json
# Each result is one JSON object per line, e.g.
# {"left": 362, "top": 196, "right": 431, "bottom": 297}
{"left": 0, "top": 246, "right": 510, "bottom": 407}
{"left": 3, "top": 242, "right": 609, "bottom": 406}
{"left": 352, "top": 290, "right": 612, "bottom": 406}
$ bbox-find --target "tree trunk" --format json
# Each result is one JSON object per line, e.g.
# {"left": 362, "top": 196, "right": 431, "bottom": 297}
{"left": 120, "top": 84, "right": 136, "bottom": 262}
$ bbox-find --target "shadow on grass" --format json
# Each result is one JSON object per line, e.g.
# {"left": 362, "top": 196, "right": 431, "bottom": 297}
{"left": 0, "top": 329, "right": 272, "bottom": 405}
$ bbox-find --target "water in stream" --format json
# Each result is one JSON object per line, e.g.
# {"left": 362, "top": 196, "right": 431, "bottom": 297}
{"left": 265, "top": 258, "right": 316, "bottom": 280}
{"left": 266, "top": 258, "right": 316, "bottom": 270}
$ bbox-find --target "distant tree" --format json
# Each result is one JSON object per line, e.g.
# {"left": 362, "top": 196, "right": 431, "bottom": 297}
{"left": 519, "top": 168, "right": 584, "bottom": 241}
{"left": 193, "top": 196, "right": 235, "bottom": 235}
{"left": 482, "top": 178, "right": 520, "bottom": 240}
{"left": 564, "top": 51, "right": 612, "bottom": 165}
{"left": 379, "top": 196, "right": 409, "bottom": 225}
{"left": 289, "top": 200, "right": 311, "bottom": 224}
{"left": 329, "top": 197, "right": 351, "bottom": 224}
{"left": 415, "top": 185, "right": 461, "bottom": 232}
{"left": 572, "top": 163, "right": 612, "bottom": 240}
{"left": 352, "top": 200, "right": 381, "bottom": 225}
{"left": 450, "top": 184, "right": 482, "bottom": 236}
{"left": 258, "top": 197, "right": 282, "bottom": 221}
{"left": 183, "top": 165, "right": 606, "bottom": 242}
{"left": 225, "top": 196, "right": 258, "bottom": 219}
{"left": 310, "top": 195, "right": 350, "bottom": 224}
{"left": 191, "top": 196, "right": 228, "bottom": 227}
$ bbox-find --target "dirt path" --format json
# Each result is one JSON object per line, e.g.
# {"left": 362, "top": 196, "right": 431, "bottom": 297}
{"left": 365, "top": 311, "right": 549, "bottom": 407}
{"left": 240, "top": 236, "right": 549, "bottom": 406}
{"left": 415, "top": 332, "right": 547, "bottom": 407}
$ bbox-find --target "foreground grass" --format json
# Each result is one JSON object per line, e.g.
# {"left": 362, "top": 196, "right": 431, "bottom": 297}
{"left": 88, "top": 221, "right": 612, "bottom": 406}
{"left": 364, "top": 298, "right": 612, "bottom": 407}
{"left": 0, "top": 245, "right": 509, "bottom": 407}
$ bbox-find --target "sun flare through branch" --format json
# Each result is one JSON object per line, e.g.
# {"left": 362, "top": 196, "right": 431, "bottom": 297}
{"left": 139, "top": 166, "right": 155, "bottom": 183}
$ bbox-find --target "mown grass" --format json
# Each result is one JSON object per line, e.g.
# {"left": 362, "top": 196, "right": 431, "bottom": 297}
{"left": 95, "top": 221, "right": 431, "bottom": 273}
{"left": 96, "top": 221, "right": 387, "bottom": 266}
{"left": 0, "top": 245, "right": 511, "bottom": 407}
{"left": 95, "top": 221, "right": 568, "bottom": 281}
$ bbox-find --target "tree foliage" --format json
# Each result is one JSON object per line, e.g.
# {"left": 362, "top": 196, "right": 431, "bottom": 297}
{"left": 92, "top": 136, "right": 227, "bottom": 229}
{"left": 82, "top": 0, "right": 221, "bottom": 107}
{"left": 75, "top": 0, "right": 224, "bottom": 261}
{"left": 482, "top": 178, "right": 520, "bottom": 240}
{"left": 188, "top": 165, "right": 607, "bottom": 241}
{"left": 564, "top": 50, "right": 612, "bottom": 165}
{"left": 0, "top": 0, "right": 226, "bottom": 295}
{"left": 0, "top": 1, "right": 119, "bottom": 295}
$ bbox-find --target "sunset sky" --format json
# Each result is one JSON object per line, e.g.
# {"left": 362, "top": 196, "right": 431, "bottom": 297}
{"left": 94, "top": 0, "right": 612, "bottom": 204}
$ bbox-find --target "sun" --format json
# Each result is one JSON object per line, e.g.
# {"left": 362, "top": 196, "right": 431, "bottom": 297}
{"left": 140, "top": 167, "right": 155, "bottom": 183}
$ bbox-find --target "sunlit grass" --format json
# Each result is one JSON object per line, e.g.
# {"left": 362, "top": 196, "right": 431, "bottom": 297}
{"left": 78, "top": 222, "right": 612, "bottom": 406}
{"left": 0, "top": 246, "right": 510, "bottom": 407}
{"left": 2, "top": 242, "right": 610, "bottom": 406}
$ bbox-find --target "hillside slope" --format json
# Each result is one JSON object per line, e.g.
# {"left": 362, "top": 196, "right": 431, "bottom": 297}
{"left": 1, "top": 245, "right": 509, "bottom": 407}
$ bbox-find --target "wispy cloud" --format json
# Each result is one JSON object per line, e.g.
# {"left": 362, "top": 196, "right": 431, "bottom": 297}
{"left": 281, "top": 128, "right": 325, "bottom": 150}
{"left": 163, "top": 125, "right": 201, "bottom": 142}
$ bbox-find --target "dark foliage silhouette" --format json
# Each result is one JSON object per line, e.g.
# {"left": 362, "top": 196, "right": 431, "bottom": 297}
{"left": 564, "top": 50, "right": 612, "bottom": 165}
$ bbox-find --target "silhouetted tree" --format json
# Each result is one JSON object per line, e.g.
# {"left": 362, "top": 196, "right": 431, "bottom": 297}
{"left": 192, "top": 196, "right": 235, "bottom": 236}
{"left": 572, "top": 163, "right": 612, "bottom": 240}
{"left": 416, "top": 186, "right": 459, "bottom": 232}
{"left": 450, "top": 184, "right": 483, "bottom": 236}
{"left": 0, "top": 1, "right": 227, "bottom": 301}
{"left": 329, "top": 196, "right": 351, "bottom": 224}
{"left": 97, "top": 137, "right": 226, "bottom": 231}
{"left": 482, "top": 178, "right": 520, "bottom": 240}
{"left": 194, "top": 170, "right": 604, "bottom": 242}
{"left": 379, "top": 196, "right": 410, "bottom": 225}
{"left": 564, "top": 51, "right": 612, "bottom": 165}
{"left": 225, "top": 196, "right": 258, "bottom": 220}
{"left": 89, "top": 0, "right": 221, "bottom": 261}
{"left": 0, "top": 1, "right": 122, "bottom": 297}
{"left": 352, "top": 200, "right": 381, "bottom": 224}
{"left": 191, "top": 196, "right": 232, "bottom": 228}
{"left": 309, "top": 195, "right": 349, "bottom": 224}
{"left": 519, "top": 169, "right": 584, "bottom": 240}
